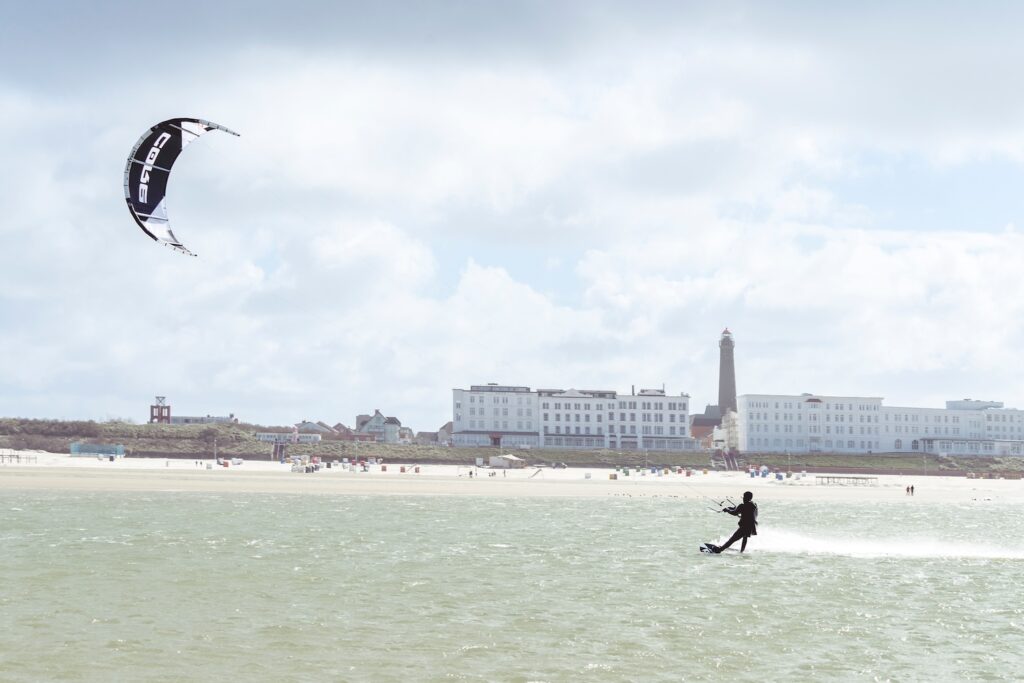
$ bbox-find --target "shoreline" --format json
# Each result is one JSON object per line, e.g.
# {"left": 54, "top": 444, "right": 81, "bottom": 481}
{"left": 2, "top": 451, "right": 1023, "bottom": 502}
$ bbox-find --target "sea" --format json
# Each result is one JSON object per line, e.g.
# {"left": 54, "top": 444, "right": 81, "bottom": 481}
{"left": 2, "top": 491, "right": 1022, "bottom": 681}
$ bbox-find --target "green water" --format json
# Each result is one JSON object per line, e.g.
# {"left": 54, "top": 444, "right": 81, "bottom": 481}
{"left": 2, "top": 492, "right": 1022, "bottom": 681}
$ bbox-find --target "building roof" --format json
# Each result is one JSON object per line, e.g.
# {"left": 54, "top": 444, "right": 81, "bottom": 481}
{"left": 295, "top": 421, "right": 335, "bottom": 433}
{"left": 694, "top": 404, "right": 722, "bottom": 418}
{"left": 690, "top": 424, "right": 716, "bottom": 440}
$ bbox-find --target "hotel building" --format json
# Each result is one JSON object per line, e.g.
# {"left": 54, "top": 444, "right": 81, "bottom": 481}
{"left": 737, "top": 394, "right": 1024, "bottom": 455}
{"left": 453, "top": 383, "right": 695, "bottom": 451}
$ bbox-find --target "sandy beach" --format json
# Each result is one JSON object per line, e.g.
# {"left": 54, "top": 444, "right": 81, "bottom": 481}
{"left": 2, "top": 449, "right": 1021, "bottom": 503}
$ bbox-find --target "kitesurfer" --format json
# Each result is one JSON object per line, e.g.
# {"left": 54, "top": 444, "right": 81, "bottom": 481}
{"left": 715, "top": 491, "right": 758, "bottom": 553}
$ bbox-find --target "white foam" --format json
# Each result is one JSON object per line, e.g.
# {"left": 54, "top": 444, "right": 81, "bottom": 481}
{"left": 748, "top": 528, "right": 1024, "bottom": 560}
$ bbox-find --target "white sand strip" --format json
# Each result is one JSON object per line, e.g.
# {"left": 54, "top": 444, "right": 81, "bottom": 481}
{"left": 2, "top": 451, "right": 1022, "bottom": 502}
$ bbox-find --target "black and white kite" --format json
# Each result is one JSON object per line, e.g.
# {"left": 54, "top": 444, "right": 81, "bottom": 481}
{"left": 123, "top": 118, "right": 239, "bottom": 256}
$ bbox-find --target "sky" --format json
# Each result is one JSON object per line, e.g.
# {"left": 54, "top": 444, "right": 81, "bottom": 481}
{"left": 4, "top": 1, "right": 1024, "bottom": 431}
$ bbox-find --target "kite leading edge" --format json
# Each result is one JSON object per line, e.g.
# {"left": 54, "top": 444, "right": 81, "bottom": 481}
{"left": 123, "top": 118, "right": 239, "bottom": 257}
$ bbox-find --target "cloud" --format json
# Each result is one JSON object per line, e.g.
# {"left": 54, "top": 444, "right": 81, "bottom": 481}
{"left": 5, "top": 4, "right": 1024, "bottom": 429}
{"left": 578, "top": 221, "right": 1024, "bottom": 400}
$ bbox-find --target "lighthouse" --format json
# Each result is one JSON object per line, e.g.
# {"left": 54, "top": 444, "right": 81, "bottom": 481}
{"left": 718, "top": 329, "right": 737, "bottom": 414}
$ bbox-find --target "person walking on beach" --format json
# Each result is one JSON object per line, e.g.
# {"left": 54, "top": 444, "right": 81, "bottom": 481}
{"left": 715, "top": 491, "right": 758, "bottom": 553}
{"left": 910, "top": 485, "right": 915, "bottom": 496}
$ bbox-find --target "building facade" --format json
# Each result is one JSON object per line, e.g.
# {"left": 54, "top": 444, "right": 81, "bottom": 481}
{"left": 537, "top": 388, "right": 616, "bottom": 450}
{"left": 452, "top": 384, "right": 540, "bottom": 447}
{"left": 356, "top": 410, "right": 403, "bottom": 443}
{"left": 452, "top": 383, "right": 694, "bottom": 451}
{"left": 736, "top": 393, "right": 1024, "bottom": 456}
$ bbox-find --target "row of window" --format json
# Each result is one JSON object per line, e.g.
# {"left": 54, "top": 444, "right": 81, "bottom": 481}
{"left": 466, "top": 395, "right": 529, "bottom": 405}
{"left": 744, "top": 406, "right": 1024, "bottom": 425}
{"left": 892, "top": 414, "right": 962, "bottom": 423}
{"left": 538, "top": 400, "right": 690, "bottom": 410}
{"left": 632, "top": 425, "right": 681, "bottom": 435}
{"left": 547, "top": 413, "right": 602, "bottom": 423}
{"left": 745, "top": 437, "right": 1019, "bottom": 454}
{"left": 748, "top": 412, "right": 882, "bottom": 423}
{"left": 748, "top": 423, "right": 976, "bottom": 437}
{"left": 542, "top": 412, "right": 684, "bottom": 423}
{"left": 748, "top": 437, "right": 805, "bottom": 447}
{"left": 545, "top": 426, "right": 603, "bottom": 435}
{"left": 748, "top": 437, "right": 881, "bottom": 449}
{"left": 456, "top": 418, "right": 686, "bottom": 437}
{"left": 464, "top": 420, "right": 534, "bottom": 430}
{"left": 458, "top": 396, "right": 691, "bottom": 412}
{"left": 541, "top": 425, "right": 688, "bottom": 437}
{"left": 747, "top": 401, "right": 881, "bottom": 411}
{"left": 894, "top": 426, "right": 962, "bottom": 435}
{"left": 544, "top": 437, "right": 605, "bottom": 448}
{"left": 467, "top": 407, "right": 533, "bottom": 417}
{"left": 748, "top": 424, "right": 881, "bottom": 435}
{"left": 748, "top": 413, "right": 999, "bottom": 428}
{"left": 544, "top": 402, "right": 603, "bottom": 411}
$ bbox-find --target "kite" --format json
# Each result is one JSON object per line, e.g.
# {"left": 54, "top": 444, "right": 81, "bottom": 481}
{"left": 123, "top": 118, "right": 239, "bottom": 256}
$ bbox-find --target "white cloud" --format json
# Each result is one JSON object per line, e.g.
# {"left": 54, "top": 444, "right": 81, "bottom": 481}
{"left": 6, "top": 6, "right": 1024, "bottom": 428}
{"left": 577, "top": 222, "right": 1024, "bottom": 402}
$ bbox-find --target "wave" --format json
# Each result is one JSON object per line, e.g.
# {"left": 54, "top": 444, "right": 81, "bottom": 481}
{"left": 742, "top": 528, "right": 1024, "bottom": 560}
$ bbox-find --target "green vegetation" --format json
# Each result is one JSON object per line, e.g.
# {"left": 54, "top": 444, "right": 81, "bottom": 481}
{"left": 1, "top": 418, "right": 1021, "bottom": 475}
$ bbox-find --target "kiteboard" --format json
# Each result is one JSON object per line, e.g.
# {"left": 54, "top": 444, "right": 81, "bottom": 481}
{"left": 699, "top": 543, "right": 721, "bottom": 554}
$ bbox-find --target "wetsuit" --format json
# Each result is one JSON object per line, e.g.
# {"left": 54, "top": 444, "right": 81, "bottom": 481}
{"left": 716, "top": 501, "right": 758, "bottom": 553}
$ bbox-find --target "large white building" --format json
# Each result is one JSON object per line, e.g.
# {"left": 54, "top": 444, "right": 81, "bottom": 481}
{"left": 737, "top": 393, "right": 1024, "bottom": 456}
{"left": 452, "top": 383, "right": 695, "bottom": 451}
{"left": 453, "top": 384, "right": 540, "bottom": 448}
